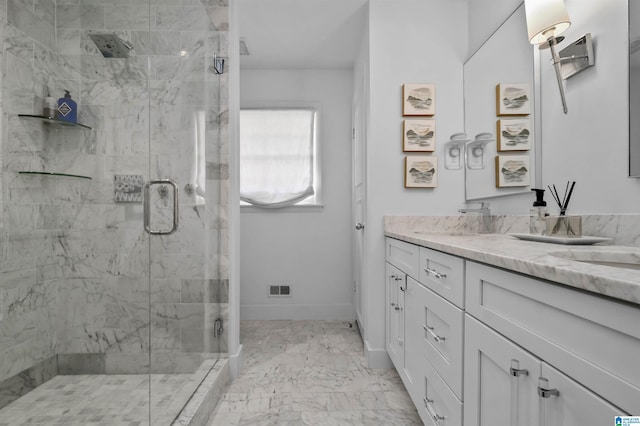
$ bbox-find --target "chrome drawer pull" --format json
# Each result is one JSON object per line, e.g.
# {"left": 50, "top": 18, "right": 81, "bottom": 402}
{"left": 510, "top": 367, "right": 529, "bottom": 377}
{"left": 423, "top": 325, "right": 446, "bottom": 343}
{"left": 424, "top": 267, "right": 446, "bottom": 279}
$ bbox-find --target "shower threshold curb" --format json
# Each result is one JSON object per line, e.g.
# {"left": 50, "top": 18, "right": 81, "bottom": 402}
{"left": 172, "top": 358, "right": 230, "bottom": 426}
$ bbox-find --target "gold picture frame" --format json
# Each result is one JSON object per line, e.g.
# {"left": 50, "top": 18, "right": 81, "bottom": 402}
{"left": 403, "top": 119, "right": 435, "bottom": 152}
{"left": 403, "top": 83, "right": 435, "bottom": 116}
{"left": 405, "top": 156, "right": 437, "bottom": 188}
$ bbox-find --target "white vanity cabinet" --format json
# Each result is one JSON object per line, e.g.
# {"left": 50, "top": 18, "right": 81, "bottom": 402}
{"left": 465, "top": 261, "right": 637, "bottom": 422}
{"left": 385, "top": 236, "right": 639, "bottom": 425}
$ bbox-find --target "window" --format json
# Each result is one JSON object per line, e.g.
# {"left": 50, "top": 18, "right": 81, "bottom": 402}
{"left": 240, "top": 108, "right": 319, "bottom": 208}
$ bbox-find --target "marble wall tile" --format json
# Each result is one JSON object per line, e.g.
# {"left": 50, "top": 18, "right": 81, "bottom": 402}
{"left": 204, "top": 6, "right": 228, "bottom": 31}
{"left": 104, "top": 6, "right": 152, "bottom": 31}
{"left": 130, "top": 31, "right": 181, "bottom": 55}
{"left": 103, "top": 352, "right": 149, "bottom": 374}
{"left": 7, "top": 0, "right": 55, "bottom": 51}
{"left": 56, "top": 5, "right": 105, "bottom": 30}
{"left": 57, "top": 353, "right": 105, "bottom": 374}
{"left": 0, "top": 355, "right": 57, "bottom": 410}
{"left": 181, "top": 279, "right": 228, "bottom": 303}
{"left": 149, "top": 279, "right": 182, "bottom": 303}
{"left": 57, "top": 29, "right": 81, "bottom": 55}
{"left": 4, "top": 52, "right": 38, "bottom": 114}
{"left": 156, "top": 6, "right": 217, "bottom": 32}
{"left": 59, "top": 55, "right": 149, "bottom": 82}
{"left": 3, "top": 24, "right": 34, "bottom": 63}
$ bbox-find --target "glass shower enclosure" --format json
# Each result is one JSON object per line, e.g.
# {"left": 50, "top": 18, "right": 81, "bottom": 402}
{"left": 0, "top": 0, "right": 229, "bottom": 424}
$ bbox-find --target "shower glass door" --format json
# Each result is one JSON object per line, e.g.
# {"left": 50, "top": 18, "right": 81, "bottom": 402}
{"left": 0, "top": 1, "right": 228, "bottom": 425}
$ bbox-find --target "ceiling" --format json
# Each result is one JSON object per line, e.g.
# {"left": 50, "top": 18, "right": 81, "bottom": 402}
{"left": 237, "top": 0, "right": 368, "bottom": 70}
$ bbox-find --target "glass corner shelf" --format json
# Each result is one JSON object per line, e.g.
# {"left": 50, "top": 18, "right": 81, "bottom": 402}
{"left": 18, "top": 114, "right": 92, "bottom": 130}
{"left": 18, "top": 171, "right": 92, "bottom": 180}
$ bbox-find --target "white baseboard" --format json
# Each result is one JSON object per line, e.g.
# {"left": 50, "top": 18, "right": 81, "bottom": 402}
{"left": 228, "top": 344, "right": 244, "bottom": 380}
{"left": 364, "top": 339, "right": 393, "bottom": 369}
{"left": 240, "top": 303, "right": 355, "bottom": 321}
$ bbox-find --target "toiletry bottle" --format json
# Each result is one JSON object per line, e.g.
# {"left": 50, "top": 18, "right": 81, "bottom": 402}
{"left": 43, "top": 93, "right": 57, "bottom": 119}
{"left": 56, "top": 90, "right": 77, "bottom": 123}
{"left": 530, "top": 188, "right": 548, "bottom": 235}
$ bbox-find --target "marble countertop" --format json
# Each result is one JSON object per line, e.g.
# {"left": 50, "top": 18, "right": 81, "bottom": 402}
{"left": 385, "top": 229, "right": 640, "bottom": 306}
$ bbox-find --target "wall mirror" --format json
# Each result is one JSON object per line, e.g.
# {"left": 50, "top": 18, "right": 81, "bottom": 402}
{"left": 630, "top": 0, "right": 640, "bottom": 177}
{"left": 463, "top": 3, "right": 539, "bottom": 200}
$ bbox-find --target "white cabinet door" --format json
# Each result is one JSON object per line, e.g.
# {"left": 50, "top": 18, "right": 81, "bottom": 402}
{"left": 386, "top": 262, "right": 405, "bottom": 370}
{"left": 464, "top": 315, "right": 540, "bottom": 426}
{"left": 539, "top": 363, "right": 627, "bottom": 426}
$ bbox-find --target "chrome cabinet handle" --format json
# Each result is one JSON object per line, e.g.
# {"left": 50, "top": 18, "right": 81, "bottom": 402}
{"left": 144, "top": 179, "right": 179, "bottom": 235}
{"left": 537, "top": 384, "right": 560, "bottom": 398}
{"left": 424, "top": 325, "right": 446, "bottom": 343}
{"left": 355, "top": 223, "right": 365, "bottom": 230}
{"left": 423, "top": 397, "right": 446, "bottom": 422}
{"left": 424, "top": 267, "right": 446, "bottom": 279}
{"left": 537, "top": 377, "right": 560, "bottom": 398}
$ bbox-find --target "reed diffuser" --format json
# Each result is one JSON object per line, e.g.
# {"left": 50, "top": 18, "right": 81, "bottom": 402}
{"left": 546, "top": 181, "right": 581, "bottom": 237}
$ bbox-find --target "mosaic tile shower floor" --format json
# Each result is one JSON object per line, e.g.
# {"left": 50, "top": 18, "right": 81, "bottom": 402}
{"left": 0, "top": 373, "right": 194, "bottom": 425}
{"left": 208, "top": 320, "right": 422, "bottom": 426}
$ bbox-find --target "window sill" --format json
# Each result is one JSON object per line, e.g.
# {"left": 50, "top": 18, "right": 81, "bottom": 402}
{"left": 240, "top": 204, "right": 324, "bottom": 213}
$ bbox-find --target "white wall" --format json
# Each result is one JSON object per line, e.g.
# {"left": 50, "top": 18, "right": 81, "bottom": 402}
{"left": 468, "top": 0, "right": 640, "bottom": 215}
{"left": 239, "top": 69, "right": 355, "bottom": 320}
{"left": 468, "top": 0, "right": 522, "bottom": 55}
{"left": 364, "top": 0, "right": 468, "bottom": 362}
{"left": 540, "top": 0, "right": 640, "bottom": 214}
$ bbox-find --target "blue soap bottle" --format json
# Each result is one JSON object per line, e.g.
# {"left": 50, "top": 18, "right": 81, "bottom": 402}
{"left": 57, "top": 90, "right": 77, "bottom": 123}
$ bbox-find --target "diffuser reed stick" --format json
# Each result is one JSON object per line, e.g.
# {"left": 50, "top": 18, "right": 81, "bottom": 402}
{"left": 547, "top": 181, "right": 576, "bottom": 216}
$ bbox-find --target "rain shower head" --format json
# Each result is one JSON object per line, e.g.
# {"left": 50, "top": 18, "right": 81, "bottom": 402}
{"left": 88, "top": 33, "right": 133, "bottom": 58}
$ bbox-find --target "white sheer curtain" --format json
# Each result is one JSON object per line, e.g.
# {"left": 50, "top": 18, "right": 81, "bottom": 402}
{"left": 240, "top": 109, "right": 316, "bottom": 208}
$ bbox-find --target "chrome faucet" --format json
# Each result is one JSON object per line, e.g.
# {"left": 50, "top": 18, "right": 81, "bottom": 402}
{"left": 459, "top": 202, "right": 492, "bottom": 233}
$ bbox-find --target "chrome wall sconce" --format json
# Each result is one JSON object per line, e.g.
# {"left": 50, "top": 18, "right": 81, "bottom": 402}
{"left": 524, "top": 0, "right": 595, "bottom": 114}
{"left": 559, "top": 33, "right": 595, "bottom": 80}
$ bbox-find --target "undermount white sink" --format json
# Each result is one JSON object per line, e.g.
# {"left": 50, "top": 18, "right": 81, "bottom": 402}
{"left": 549, "top": 251, "right": 640, "bottom": 271}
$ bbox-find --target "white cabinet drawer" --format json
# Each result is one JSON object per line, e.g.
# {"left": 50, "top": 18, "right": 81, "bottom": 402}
{"left": 386, "top": 238, "right": 420, "bottom": 279}
{"left": 412, "top": 355, "right": 463, "bottom": 426}
{"left": 418, "top": 247, "right": 465, "bottom": 308}
{"left": 466, "top": 261, "right": 640, "bottom": 414}
{"left": 405, "top": 277, "right": 463, "bottom": 399}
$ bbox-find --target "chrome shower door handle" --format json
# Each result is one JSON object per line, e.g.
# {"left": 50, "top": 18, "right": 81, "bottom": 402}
{"left": 144, "top": 179, "right": 179, "bottom": 235}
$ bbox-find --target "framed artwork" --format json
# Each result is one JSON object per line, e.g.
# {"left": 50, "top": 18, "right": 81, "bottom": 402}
{"left": 405, "top": 156, "right": 437, "bottom": 188}
{"left": 497, "top": 118, "right": 532, "bottom": 151}
{"left": 496, "top": 83, "right": 531, "bottom": 116}
{"left": 403, "top": 83, "right": 435, "bottom": 116}
{"left": 495, "top": 155, "right": 530, "bottom": 187}
{"left": 403, "top": 119, "right": 435, "bottom": 152}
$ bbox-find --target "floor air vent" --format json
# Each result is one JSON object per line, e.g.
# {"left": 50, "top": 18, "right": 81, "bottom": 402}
{"left": 268, "top": 285, "right": 291, "bottom": 297}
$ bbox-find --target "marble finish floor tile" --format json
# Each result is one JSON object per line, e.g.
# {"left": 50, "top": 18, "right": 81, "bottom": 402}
{"left": 208, "top": 320, "right": 421, "bottom": 426}
{"left": 0, "top": 373, "right": 195, "bottom": 425}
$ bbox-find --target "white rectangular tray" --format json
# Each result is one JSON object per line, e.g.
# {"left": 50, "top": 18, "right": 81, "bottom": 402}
{"left": 509, "top": 233, "right": 612, "bottom": 245}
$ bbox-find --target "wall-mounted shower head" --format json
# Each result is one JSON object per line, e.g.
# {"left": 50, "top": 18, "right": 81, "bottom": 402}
{"left": 88, "top": 33, "right": 133, "bottom": 59}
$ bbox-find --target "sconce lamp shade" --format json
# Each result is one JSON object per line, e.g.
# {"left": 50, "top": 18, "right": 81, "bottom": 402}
{"left": 524, "top": 0, "right": 571, "bottom": 44}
